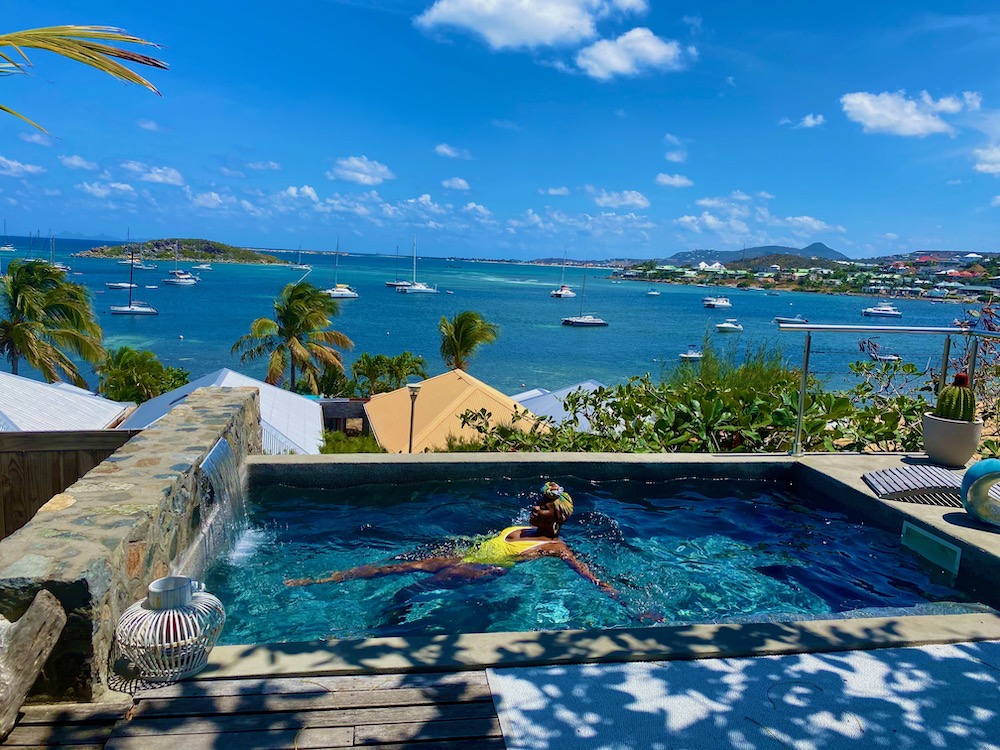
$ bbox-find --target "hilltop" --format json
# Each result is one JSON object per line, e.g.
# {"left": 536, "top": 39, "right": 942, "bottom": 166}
{"left": 71, "top": 238, "right": 286, "bottom": 264}
{"left": 724, "top": 253, "right": 846, "bottom": 272}
{"left": 668, "top": 242, "right": 847, "bottom": 265}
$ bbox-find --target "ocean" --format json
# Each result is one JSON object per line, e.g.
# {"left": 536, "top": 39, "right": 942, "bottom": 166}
{"left": 2, "top": 237, "right": 974, "bottom": 396}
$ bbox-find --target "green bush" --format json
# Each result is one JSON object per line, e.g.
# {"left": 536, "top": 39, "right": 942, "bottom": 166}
{"left": 320, "top": 431, "right": 384, "bottom": 454}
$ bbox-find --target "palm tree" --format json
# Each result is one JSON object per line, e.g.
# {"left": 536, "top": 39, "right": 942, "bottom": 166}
{"left": 351, "top": 351, "right": 429, "bottom": 396}
{"left": 438, "top": 310, "right": 499, "bottom": 371}
{"left": 0, "top": 259, "right": 105, "bottom": 385}
{"left": 0, "top": 25, "right": 167, "bottom": 130}
{"left": 232, "top": 281, "right": 353, "bottom": 393}
{"left": 96, "top": 346, "right": 188, "bottom": 403}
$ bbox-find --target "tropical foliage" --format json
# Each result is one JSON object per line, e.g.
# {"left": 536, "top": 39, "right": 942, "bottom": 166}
{"left": 96, "top": 346, "right": 188, "bottom": 403}
{"left": 0, "top": 25, "right": 166, "bottom": 130}
{"left": 439, "top": 310, "right": 498, "bottom": 371}
{"left": 0, "top": 259, "right": 104, "bottom": 386}
{"left": 352, "top": 351, "right": 428, "bottom": 395}
{"left": 321, "top": 431, "right": 384, "bottom": 454}
{"left": 232, "top": 281, "right": 353, "bottom": 394}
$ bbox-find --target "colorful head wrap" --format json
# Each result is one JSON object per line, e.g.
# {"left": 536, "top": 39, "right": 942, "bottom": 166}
{"left": 540, "top": 482, "right": 573, "bottom": 522}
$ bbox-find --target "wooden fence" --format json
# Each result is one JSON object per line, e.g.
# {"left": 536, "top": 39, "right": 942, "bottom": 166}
{"left": 0, "top": 431, "right": 139, "bottom": 542}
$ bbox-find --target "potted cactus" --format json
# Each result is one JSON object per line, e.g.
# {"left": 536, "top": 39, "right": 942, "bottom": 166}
{"left": 923, "top": 372, "right": 983, "bottom": 467}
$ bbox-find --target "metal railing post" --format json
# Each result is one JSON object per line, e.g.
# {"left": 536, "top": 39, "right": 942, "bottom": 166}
{"left": 793, "top": 331, "right": 812, "bottom": 456}
{"left": 939, "top": 335, "right": 951, "bottom": 394}
{"left": 969, "top": 337, "right": 979, "bottom": 387}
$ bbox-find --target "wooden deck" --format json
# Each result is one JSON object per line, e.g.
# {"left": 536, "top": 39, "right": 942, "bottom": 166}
{"left": 2, "top": 670, "right": 505, "bottom": 749}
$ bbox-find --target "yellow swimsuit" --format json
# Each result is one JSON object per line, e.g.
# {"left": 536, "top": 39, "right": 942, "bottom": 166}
{"left": 461, "top": 526, "right": 550, "bottom": 567}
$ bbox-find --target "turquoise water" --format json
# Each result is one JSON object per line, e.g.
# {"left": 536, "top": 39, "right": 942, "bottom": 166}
{"left": 4, "top": 237, "right": 974, "bottom": 394}
{"left": 204, "top": 478, "right": 979, "bottom": 644}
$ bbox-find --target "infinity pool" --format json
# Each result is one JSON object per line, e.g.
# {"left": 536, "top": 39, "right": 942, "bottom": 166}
{"left": 205, "top": 477, "right": 984, "bottom": 645}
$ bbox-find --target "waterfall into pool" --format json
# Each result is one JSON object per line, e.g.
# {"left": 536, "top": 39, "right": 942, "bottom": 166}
{"left": 172, "top": 437, "right": 248, "bottom": 580}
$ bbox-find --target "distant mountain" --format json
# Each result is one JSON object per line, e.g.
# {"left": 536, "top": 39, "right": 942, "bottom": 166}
{"left": 668, "top": 242, "right": 847, "bottom": 266}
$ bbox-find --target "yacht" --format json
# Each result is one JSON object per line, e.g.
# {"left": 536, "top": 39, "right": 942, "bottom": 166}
{"left": 0, "top": 221, "right": 13, "bottom": 252}
{"left": 715, "top": 318, "right": 744, "bottom": 333}
{"left": 679, "top": 345, "right": 703, "bottom": 362}
{"left": 325, "top": 283, "right": 359, "bottom": 299}
{"left": 646, "top": 288, "right": 661, "bottom": 297}
{"left": 862, "top": 302, "right": 902, "bottom": 318}
{"left": 193, "top": 263, "right": 213, "bottom": 271}
{"left": 550, "top": 284, "right": 576, "bottom": 298}
{"left": 105, "top": 281, "right": 137, "bottom": 290}
{"left": 396, "top": 237, "right": 439, "bottom": 294}
{"left": 773, "top": 314, "right": 808, "bottom": 324}
{"left": 561, "top": 314, "right": 609, "bottom": 327}
{"left": 702, "top": 296, "right": 732, "bottom": 309}
{"left": 110, "top": 248, "right": 158, "bottom": 315}
{"left": 163, "top": 269, "right": 199, "bottom": 286}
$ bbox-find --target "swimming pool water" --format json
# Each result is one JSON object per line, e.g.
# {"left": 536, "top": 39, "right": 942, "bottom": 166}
{"left": 204, "top": 477, "right": 982, "bottom": 645}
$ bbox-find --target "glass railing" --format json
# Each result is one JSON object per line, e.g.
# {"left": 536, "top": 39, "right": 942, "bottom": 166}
{"left": 777, "top": 323, "right": 1000, "bottom": 455}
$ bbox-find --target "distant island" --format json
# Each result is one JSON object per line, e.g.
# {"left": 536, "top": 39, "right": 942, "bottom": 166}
{"left": 71, "top": 238, "right": 287, "bottom": 265}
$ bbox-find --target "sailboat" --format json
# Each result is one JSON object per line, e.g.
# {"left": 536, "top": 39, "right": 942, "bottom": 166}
{"left": 561, "top": 268, "right": 608, "bottom": 326}
{"left": 110, "top": 248, "right": 158, "bottom": 315}
{"left": 163, "top": 244, "right": 200, "bottom": 285}
{"left": 0, "top": 221, "right": 14, "bottom": 253}
{"left": 291, "top": 245, "right": 311, "bottom": 271}
{"left": 385, "top": 245, "right": 412, "bottom": 288}
{"left": 324, "top": 241, "right": 359, "bottom": 299}
{"left": 550, "top": 253, "right": 576, "bottom": 298}
{"left": 48, "top": 233, "right": 71, "bottom": 272}
{"left": 396, "top": 237, "right": 439, "bottom": 294}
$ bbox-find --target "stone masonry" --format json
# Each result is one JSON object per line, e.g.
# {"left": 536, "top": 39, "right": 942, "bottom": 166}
{"left": 0, "top": 387, "right": 261, "bottom": 702}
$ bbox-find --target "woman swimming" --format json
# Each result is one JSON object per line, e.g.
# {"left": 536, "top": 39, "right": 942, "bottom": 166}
{"left": 284, "top": 481, "right": 618, "bottom": 596}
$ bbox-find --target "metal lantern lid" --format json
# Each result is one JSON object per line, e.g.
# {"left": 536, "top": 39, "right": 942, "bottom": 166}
{"left": 115, "top": 576, "right": 226, "bottom": 682}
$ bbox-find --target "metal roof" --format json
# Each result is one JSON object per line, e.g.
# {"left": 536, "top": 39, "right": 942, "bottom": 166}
{"left": 116, "top": 368, "right": 323, "bottom": 454}
{"left": 511, "top": 380, "right": 606, "bottom": 431}
{"left": 0, "top": 371, "right": 133, "bottom": 431}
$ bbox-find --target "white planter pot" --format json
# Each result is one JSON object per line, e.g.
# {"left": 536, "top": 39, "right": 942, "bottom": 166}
{"left": 923, "top": 412, "right": 983, "bottom": 468}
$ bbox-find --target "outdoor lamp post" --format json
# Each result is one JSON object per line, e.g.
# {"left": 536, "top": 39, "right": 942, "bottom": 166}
{"left": 407, "top": 382, "right": 422, "bottom": 453}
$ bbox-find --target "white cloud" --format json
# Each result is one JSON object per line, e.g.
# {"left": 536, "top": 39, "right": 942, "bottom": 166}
{"left": 59, "top": 155, "right": 97, "bottom": 170}
{"left": 592, "top": 188, "right": 649, "bottom": 209}
{"left": 964, "top": 92, "right": 983, "bottom": 111}
{"left": 328, "top": 155, "right": 395, "bottom": 185}
{"left": 19, "top": 133, "right": 51, "bottom": 146}
{"left": 403, "top": 193, "right": 447, "bottom": 215}
{"left": 991, "top": 196, "right": 1000, "bottom": 207}
{"left": 665, "top": 150, "right": 687, "bottom": 162}
{"left": 416, "top": 0, "right": 604, "bottom": 49}
{"left": 0, "top": 156, "right": 44, "bottom": 177}
{"left": 973, "top": 145, "right": 1000, "bottom": 174}
{"left": 248, "top": 160, "right": 281, "bottom": 170}
{"left": 435, "top": 143, "right": 471, "bottom": 159}
{"left": 576, "top": 28, "right": 692, "bottom": 80}
{"left": 220, "top": 166, "right": 246, "bottom": 178}
{"left": 240, "top": 199, "right": 265, "bottom": 217}
{"left": 189, "top": 190, "right": 234, "bottom": 209}
{"left": 882, "top": 232, "right": 899, "bottom": 240}
{"left": 655, "top": 173, "right": 692, "bottom": 187}
{"left": 839, "top": 90, "right": 978, "bottom": 136}
{"left": 120, "top": 160, "right": 184, "bottom": 185}
{"left": 491, "top": 119, "right": 522, "bottom": 131}
{"left": 442, "top": 177, "right": 470, "bottom": 190}
{"left": 663, "top": 132, "right": 687, "bottom": 162}
{"left": 282, "top": 185, "right": 320, "bottom": 202}
{"left": 137, "top": 119, "right": 161, "bottom": 132}
{"left": 797, "top": 113, "right": 825, "bottom": 128}
{"left": 463, "top": 202, "right": 494, "bottom": 221}
{"left": 784, "top": 215, "right": 846, "bottom": 233}
{"left": 540, "top": 186, "right": 570, "bottom": 195}
{"left": 77, "top": 181, "right": 133, "bottom": 198}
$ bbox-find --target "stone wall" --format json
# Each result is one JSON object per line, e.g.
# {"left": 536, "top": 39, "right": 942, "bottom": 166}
{"left": 0, "top": 387, "right": 261, "bottom": 702}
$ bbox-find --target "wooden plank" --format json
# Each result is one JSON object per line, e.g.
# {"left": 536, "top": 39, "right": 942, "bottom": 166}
{"left": 132, "top": 683, "right": 492, "bottom": 719}
{"left": 106, "top": 725, "right": 353, "bottom": 750}
{"left": 0, "top": 591, "right": 67, "bottom": 742}
{"left": 0, "top": 431, "right": 138, "bottom": 453}
{"left": 12, "top": 702, "right": 132, "bottom": 725}
{"left": 114, "top": 701, "right": 496, "bottom": 737}
{"left": 1, "top": 722, "right": 115, "bottom": 747}
{"left": 138, "top": 670, "right": 489, "bottom": 699}
{"left": 355, "top": 716, "right": 503, "bottom": 744}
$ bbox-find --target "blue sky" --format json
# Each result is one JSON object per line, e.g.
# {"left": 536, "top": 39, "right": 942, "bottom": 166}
{"left": 2, "top": 1, "right": 999, "bottom": 260}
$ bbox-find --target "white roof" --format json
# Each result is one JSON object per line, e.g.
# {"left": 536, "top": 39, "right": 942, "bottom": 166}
{"left": 0, "top": 371, "right": 133, "bottom": 431}
{"left": 117, "top": 368, "right": 323, "bottom": 454}
{"left": 511, "top": 380, "right": 605, "bottom": 431}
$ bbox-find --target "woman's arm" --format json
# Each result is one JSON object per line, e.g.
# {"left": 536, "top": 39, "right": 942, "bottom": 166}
{"left": 524, "top": 543, "right": 620, "bottom": 598}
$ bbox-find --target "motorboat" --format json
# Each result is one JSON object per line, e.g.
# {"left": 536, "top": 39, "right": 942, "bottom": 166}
{"left": 646, "top": 289, "right": 661, "bottom": 297}
{"left": 715, "top": 318, "right": 743, "bottom": 333}
{"left": 105, "top": 281, "right": 137, "bottom": 290}
{"left": 703, "top": 296, "right": 732, "bottom": 308}
{"left": 773, "top": 314, "right": 808, "bottom": 324}
{"left": 679, "top": 345, "right": 703, "bottom": 362}
{"left": 325, "top": 283, "right": 359, "bottom": 299}
{"left": 561, "top": 314, "right": 608, "bottom": 327}
{"left": 193, "top": 263, "right": 213, "bottom": 270}
{"left": 163, "top": 269, "right": 199, "bottom": 286}
{"left": 385, "top": 279, "right": 412, "bottom": 288}
{"left": 550, "top": 284, "right": 576, "bottom": 298}
{"left": 766, "top": 291, "right": 780, "bottom": 296}
{"left": 862, "top": 302, "right": 902, "bottom": 318}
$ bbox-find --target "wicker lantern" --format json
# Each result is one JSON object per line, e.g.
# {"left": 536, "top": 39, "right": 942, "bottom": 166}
{"left": 115, "top": 576, "right": 226, "bottom": 681}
